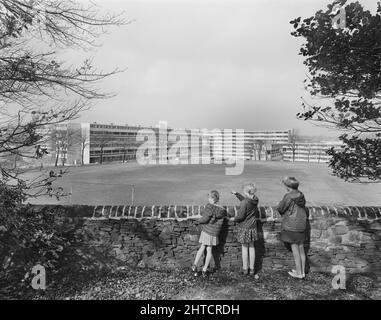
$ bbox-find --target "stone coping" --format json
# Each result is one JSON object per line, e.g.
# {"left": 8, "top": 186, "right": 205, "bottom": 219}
{"left": 28, "top": 205, "right": 381, "bottom": 222}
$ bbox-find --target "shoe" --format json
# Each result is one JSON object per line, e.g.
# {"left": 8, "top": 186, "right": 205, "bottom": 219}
{"left": 288, "top": 271, "right": 304, "bottom": 279}
{"left": 249, "top": 269, "right": 259, "bottom": 279}
{"left": 242, "top": 269, "right": 249, "bottom": 275}
{"left": 191, "top": 265, "right": 197, "bottom": 273}
{"left": 202, "top": 271, "right": 208, "bottom": 278}
{"left": 292, "top": 269, "right": 306, "bottom": 278}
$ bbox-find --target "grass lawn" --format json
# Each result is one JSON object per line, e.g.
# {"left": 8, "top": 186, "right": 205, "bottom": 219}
{"left": 27, "top": 267, "right": 380, "bottom": 300}
{"left": 26, "top": 161, "right": 380, "bottom": 206}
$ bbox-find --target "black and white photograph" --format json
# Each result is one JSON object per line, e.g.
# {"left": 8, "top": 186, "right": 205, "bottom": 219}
{"left": 0, "top": 0, "right": 380, "bottom": 306}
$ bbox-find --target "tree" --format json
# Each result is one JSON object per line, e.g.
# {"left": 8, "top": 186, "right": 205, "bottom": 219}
{"left": 0, "top": 0, "right": 126, "bottom": 296}
{"left": 253, "top": 140, "right": 264, "bottom": 161}
{"left": 289, "top": 129, "right": 300, "bottom": 162}
{"left": 307, "top": 145, "right": 312, "bottom": 163}
{"left": 264, "top": 145, "right": 269, "bottom": 161}
{"left": 291, "top": 0, "right": 381, "bottom": 181}
{"left": 80, "top": 130, "right": 90, "bottom": 166}
{"left": 47, "top": 124, "right": 74, "bottom": 167}
{"left": 121, "top": 145, "right": 128, "bottom": 163}
{"left": 0, "top": 0, "right": 125, "bottom": 195}
{"left": 96, "top": 133, "right": 113, "bottom": 164}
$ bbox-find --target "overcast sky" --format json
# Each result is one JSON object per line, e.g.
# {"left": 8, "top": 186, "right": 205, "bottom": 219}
{"left": 71, "top": 0, "right": 378, "bottom": 136}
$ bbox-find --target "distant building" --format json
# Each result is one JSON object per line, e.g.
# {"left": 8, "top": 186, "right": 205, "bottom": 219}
{"left": 84, "top": 124, "right": 292, "bottom": 164}
{"left": 89, "top": 123, "right": 141, "bottom": 163}
{"left": 283, "top": 142, "right": 342, "bottom": 163}
{"left": 265, "top": 144, "right": 284, "bottom": 161}
{"left": 89, "top": 123, "right": 208, "bottom": 164}
{"left": 30, "top": 123, "right": 294, "bottom": 166}
{"left": 210, "top": 130, "right": 291, "bottom": 161}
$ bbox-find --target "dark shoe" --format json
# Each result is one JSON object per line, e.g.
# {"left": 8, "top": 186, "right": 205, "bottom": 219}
{"left": 242, "top": 269, "right": 249, "bottom": 275}
{"left": 249, "top": 269, "right": 260, "bottom": 279}
{"left": 202, "top": 271, "right": 208, "bottom": 278}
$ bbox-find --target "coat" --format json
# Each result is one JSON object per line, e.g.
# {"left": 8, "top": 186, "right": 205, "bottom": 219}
{"left": 277, "top": 190, "right": 307, "bottom": 232}
{"left": 198, "top": 204, "right": 227, "bottom": 237}
{"left": 234, "top": 193, "right": 259, "bottom": 230}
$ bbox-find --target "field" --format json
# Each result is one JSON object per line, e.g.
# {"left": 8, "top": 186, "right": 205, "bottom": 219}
{"left": 25, "top": 161, "right": 381, "bottom": 207}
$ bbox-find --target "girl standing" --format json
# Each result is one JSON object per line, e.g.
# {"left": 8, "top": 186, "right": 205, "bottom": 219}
{"left": 232, "top": 183, "right": 259, "bottom": 278}
{"left": 192, "top": 190, "right": 227, "bottom": 278}
{"left": 277, "top": 176, "right": 307, "bottom": 279}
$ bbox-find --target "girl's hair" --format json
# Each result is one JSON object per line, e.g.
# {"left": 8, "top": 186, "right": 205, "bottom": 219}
{"left": 243, "top": 183, "right": 257, "bottom": 196}
{"left": 209, "top": 190, "right": 220, "bottom": 202}
{"left": 282, "top": 176, "right": 299, "bottom": 190}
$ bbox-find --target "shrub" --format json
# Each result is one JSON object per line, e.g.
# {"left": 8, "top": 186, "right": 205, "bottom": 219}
{"left": 0, "top": 187, "right": 113, "bottom": 299}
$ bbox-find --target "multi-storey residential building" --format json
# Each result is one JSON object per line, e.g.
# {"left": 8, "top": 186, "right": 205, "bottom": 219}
{"left": 283, "top": 142, "right": 342, "bottom": 163}
{"left": 76, "top": 124, "right": 291, "bottom": 164}
{"left": 31, "top": 123, "right": 293, "bottom": 166}
{"left": 89, "top": 123, "right": 142, "bottom": 163}
{"left": 209, "top": 130, "right": 291, "bottom": 161}
{"left": 89, "top": 123, "right": 209, "bottom": 164}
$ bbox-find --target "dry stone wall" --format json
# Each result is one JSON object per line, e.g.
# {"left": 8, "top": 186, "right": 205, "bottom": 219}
{"left": 34, "top": 205, "right": 381, "bottom": 275}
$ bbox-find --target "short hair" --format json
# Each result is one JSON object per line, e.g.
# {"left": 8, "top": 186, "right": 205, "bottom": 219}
{"left": 243, "top": 183, "right": 257, "bottom": 195}
{"left": 282, "top": 176, "right": 299, "bottom": 190}
{"left": 209, "top": 190, "right": 220, "bottom": 202}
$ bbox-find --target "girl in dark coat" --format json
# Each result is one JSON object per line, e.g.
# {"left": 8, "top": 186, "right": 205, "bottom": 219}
{"left": 277, "top": 176, "right": 307, "bottom": 279}
{"left": 232, "top": 183, "right": 259, "bottom": 277}
{"left": 192, "top": 190, "right": 227, "bottom": 277}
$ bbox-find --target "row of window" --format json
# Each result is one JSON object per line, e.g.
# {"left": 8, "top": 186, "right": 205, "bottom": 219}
{"left": 284, "top": 156, "right": 331, "bottom": 161}
{"left": 89, "top": 155, "right": 137, "bottom": 163}
{"left": 90, "top": 131, "right": 138, "bottom": 136}
{"left": 90, "top": 144, "right": 140, "bottom": 148}
{"left": 90, "top": 149, "right": 136, "bottom": 155}
{"left": 283, "top": 151, "right": 330, "bottom": 156}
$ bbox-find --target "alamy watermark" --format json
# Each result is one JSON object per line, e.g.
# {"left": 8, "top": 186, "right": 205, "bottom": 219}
{"left": 330, "top": 3, "right": 370, "bottom": 30}
{"left": 331, "top": 4, "right": 346, "bottom": 29}
{"left": 31, "top": 264, "right": 46, "bottom": 290}
{"left": 331, "top": 265, "right": 346, "bottom": 290}
{"left": 136, "top": 121, "right": 245, "bottom": 176}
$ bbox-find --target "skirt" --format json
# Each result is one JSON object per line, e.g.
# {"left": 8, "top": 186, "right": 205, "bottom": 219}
{"left": 236, "top": 227, "right": 258, "bottom": 244}
{"left": 281, "top": 230, "right": 306, "bottom": 244}
{"left": 199, "top": 231, "right": 218, "bottom": 246}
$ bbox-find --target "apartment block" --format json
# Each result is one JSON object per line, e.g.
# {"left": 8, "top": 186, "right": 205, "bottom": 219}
{"left": 283, "top": 142, "right": 342, "bottom": 163}
{"left": 32, "top": 123, "right": 294, "bottom": 166}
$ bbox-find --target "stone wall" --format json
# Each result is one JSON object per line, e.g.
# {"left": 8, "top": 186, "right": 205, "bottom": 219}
{"left": 36, "top": 205, "right": 381, "bottom": 275}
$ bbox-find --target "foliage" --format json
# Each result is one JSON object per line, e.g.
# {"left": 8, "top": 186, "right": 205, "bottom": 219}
{"left": 0, "top": 1, "right": 126, "bottom": 298}
{"left": 0, "top": 204, "right": 114, "bottom": 299}
{"left": 291, "top": 0, "right": 381, "bottom": 181}
{"left": 0, "top": 0, "right": 125, "bottom": 189}
{"left": 327, "top": 134, "right": 381, "bottom": 181}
